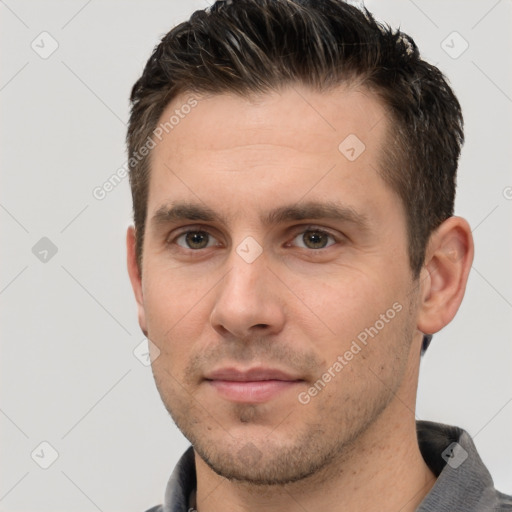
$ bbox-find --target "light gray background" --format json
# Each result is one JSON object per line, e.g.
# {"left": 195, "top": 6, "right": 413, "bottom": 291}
{"left": 1, "top": 1, "right": 511, "bottom": 511}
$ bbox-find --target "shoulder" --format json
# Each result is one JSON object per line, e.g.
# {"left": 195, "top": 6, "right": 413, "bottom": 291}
{"left": 496, "top": 490, "right": 512, "bottom": 510}
{"left": 416, "top": 420, "right": 512, "bottom": 511}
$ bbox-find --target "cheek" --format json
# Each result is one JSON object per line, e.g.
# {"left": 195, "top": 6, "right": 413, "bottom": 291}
{"left": 307, "top": 302, "right": 413, "bottom": 414}
{"left": 143, "top": 258, "right": 212, "bottom": 322}
{"left": 296, "top": 269, "right": 410, "bottom": 366}
{"left": 142, "top": 269, "right": 210, "bottom": 364}
{"left": 301, "top": 272, "right": 391, "bottom": 332}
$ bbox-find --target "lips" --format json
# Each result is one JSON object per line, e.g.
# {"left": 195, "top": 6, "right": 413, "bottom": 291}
{"left": 205, "top": 366, "right": 303, "bottom": 403}
{"left": 205, "top": 367, "right": 301, "bottom": 382}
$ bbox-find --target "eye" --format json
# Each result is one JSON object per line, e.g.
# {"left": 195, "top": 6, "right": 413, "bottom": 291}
{"left": 174, "top": 230, "right": 219, "bottom": 250}
{"left": 291, "top": 228, "right": 337, "bottom": 250}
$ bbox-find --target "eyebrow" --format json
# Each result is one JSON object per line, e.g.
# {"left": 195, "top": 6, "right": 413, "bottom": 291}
{"left": 150, "top": 200, "right": 370, "bottom": 231}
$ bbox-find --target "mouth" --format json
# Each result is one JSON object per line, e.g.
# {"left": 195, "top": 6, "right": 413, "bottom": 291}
{"left": 204, "top": 367, "right": 304, "bottom": 403}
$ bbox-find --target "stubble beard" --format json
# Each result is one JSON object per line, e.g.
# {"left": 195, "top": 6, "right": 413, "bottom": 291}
{"left": 155, "top": 355, "right": 409, "bottom": 487}
{"left": 151, "top": 297, "right": 416, "bottom": 487}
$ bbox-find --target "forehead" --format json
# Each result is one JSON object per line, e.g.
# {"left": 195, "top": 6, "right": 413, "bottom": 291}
{"left": 146, "top": 85, "right": 394, "bottom": 224}
{"left": 154, "top": 85, "right": 387, "bottom": 157}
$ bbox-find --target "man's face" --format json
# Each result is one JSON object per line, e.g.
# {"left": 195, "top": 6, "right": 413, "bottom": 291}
{"left": 131, "top": 85, "right": 423, "bottom": 484}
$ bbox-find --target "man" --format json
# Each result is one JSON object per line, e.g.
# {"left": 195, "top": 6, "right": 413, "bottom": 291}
{"left": 125, "top": 1, "right": 512, "bottom": 511}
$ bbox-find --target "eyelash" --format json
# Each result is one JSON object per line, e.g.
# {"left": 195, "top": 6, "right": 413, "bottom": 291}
{"left": 167, "top": 225, "right": 340, "bottom": 254}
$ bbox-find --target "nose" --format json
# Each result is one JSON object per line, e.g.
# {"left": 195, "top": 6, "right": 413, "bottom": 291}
{"left": 209, "top": 249, "right": 286, "bottom": 340}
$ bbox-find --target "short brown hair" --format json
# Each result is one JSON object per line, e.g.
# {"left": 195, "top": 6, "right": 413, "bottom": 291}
{"left": 127, "top": 0, "right": 464, "bottom": 278}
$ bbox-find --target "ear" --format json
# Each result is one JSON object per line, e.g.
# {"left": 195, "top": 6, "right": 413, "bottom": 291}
{"left": 417, "top": 216, "right": 474, "bottom": 335}
{"left": 126, "top": 225, "right": 148, "bottom": 336}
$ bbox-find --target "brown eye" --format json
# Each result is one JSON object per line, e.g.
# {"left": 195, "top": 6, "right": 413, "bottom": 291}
{"left": 292, "top": 229, "right": 336, "bottom": 249}
{"left": 176, "top": 230, "right": 215, "bottom": 250}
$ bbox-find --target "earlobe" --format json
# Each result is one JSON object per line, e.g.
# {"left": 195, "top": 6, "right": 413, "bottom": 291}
{"left": 417, "top": 216, "right": 474, "bottom": 335}
{"left": 126, "top": 225, "right": 148, "bottom": 335}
